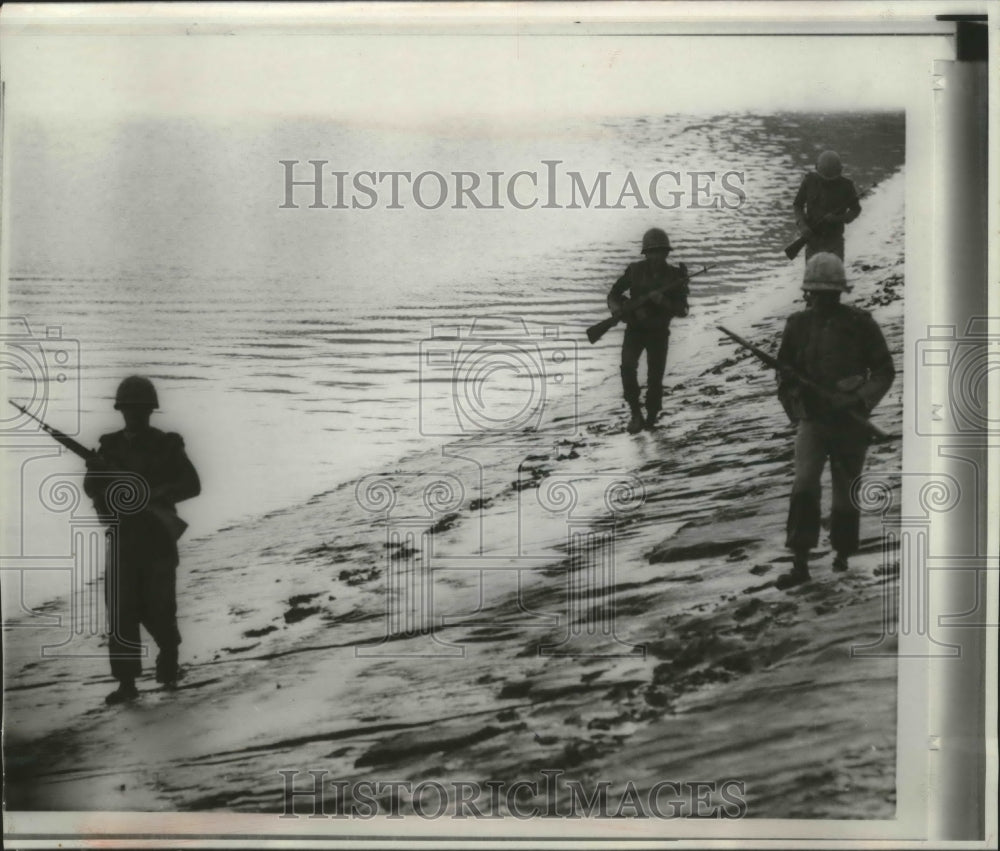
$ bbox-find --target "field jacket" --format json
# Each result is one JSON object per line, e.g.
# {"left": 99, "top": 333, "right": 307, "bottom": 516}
{"left": 776, "top": 304, "right": 895, "bottom": 423}
{"left": 607, "top": 259, "right": 690, "bottom": 334}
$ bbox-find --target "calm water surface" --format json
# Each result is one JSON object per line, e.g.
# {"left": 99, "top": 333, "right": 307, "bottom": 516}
{"left": 5, "top": 112, "right": 904, "bottom": 536}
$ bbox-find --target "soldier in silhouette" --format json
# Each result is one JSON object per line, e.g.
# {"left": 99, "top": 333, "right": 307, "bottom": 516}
{"left": 84, "top": 376, "right": 200, "bottom": 704}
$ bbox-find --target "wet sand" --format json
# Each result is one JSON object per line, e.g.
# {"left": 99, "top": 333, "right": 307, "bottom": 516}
{"left": 3, "top": 172, "right": 904, "bottom": 820}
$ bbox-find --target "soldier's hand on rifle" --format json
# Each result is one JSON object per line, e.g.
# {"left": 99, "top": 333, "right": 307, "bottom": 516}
{"left": 648, "top": 291, "right": 665, "bottom": 306}
{"left": 85, "top": 455, "right": 112, "bottom": 472}
{"left": 609, "top": 296, "right": 629, "bottom": 319}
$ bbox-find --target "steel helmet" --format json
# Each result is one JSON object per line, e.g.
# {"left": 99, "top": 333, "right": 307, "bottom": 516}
{"left": 816, "top": 150, "right": 843, "bottom": 180}
{"left": 641, "top": 227, "right": 672, "bottom": 254}
{"left": 114, "top": 375, "right": 159, "bottom": 409}
{"left": 802, "top": 252, "right": 851, "bottom": 292}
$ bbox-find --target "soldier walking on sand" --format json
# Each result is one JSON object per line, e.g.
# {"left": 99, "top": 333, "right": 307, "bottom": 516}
{"left": 83, "top": 376, "right": 201, "bottom": 705}
{"left": 792, "top": 150, "right": 862, "bottom": 261}
{"left": 774, "top": 253, "right": 895, "bottom": 590}
{"left": 607, "top": 227, "right": 690, "bottom": 434}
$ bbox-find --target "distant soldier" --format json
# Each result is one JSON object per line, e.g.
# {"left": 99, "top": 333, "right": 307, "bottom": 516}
{"left": 792, "top": 150, "right": 862, "bottom": 261}
{"left": 83, "top": 376, "right": 201, "bottom": 705}
{"left": 607, "top": 227, "right": 690, "bottom": 434}
{"left": 775, "top": 254, "right": 895, "bottom": 589}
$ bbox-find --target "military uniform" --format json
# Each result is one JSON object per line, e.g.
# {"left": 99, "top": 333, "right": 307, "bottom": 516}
{"left": 84, "top": 425, "right": 200, "bottom": 687}
{"left": 776, "top": 286, "right": 894, "bottom": 575}
{"left": 608, "top": 256, "right": 689, "bottom": 426}
{"left": 793, "top": 169, "right": 862, "bottom": 260}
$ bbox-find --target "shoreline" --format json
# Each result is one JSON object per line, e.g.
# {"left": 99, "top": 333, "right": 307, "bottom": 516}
{"left": 4, "top": 171, "right": 905, "bottom": 818}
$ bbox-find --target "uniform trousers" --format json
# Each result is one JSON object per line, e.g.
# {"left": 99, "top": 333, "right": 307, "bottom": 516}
{"left": 786, "top": 417, "right": 869, "bottom": 555}
{"left": 621, "top": 325, "right": 669, "bottom": 414}
{"left": 104, "top": 522, "right": 181, "bottom": 681}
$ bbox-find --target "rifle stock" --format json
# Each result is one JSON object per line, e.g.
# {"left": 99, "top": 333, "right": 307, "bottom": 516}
{"left": 783, "top": 233, "right": 810, "bottom": 261}
{"left": 716, "top": 326, "right": 897, "bottom": 443}
{"left": 7, "top": 400, "right": 189, "bottom": 539}
{"left": 586, "top": 315, "right": 619, "bottom": 345}
{"left": 586, "top": 263, "right": 713, "bottom": 344}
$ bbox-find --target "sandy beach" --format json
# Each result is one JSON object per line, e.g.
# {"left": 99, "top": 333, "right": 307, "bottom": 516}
{"left": 3, "top": 168, "right": 905, "bottom": 820}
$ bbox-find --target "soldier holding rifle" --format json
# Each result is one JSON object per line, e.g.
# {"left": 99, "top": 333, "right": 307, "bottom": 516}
{"left": 772, "top": 253, "right": 895, "bottom": 588}
{"left": 83, "top": 376, "right": 201, "bottom": 704}
{"left": 606, "top": 227, "right": 690, "bottom": 434}
{"left": 791, "top": 150, "right": 862, "bottom": 261}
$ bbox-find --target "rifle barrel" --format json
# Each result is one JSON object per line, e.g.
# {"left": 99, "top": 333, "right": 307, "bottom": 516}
{"left": 716, "top": 326, "right": 896, "bottom": 443}
{"left": 7, "top": 400, "right": 95, "bottom": 460}
{"left": 8, "top": 401, "right": 191, "bottom": 539}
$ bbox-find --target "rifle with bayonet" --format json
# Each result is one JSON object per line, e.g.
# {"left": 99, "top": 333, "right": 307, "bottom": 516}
{"left": 7, "top": 400, "right": 189, "bottom": 539}
{"left": 586, "top": 263, "right": 714, "bottom": 345}
{"left": 715, "top": 326, "right": 897, "bottom": 443}
{"left": 784, "top": 184, "right": 873, "bottom": 261}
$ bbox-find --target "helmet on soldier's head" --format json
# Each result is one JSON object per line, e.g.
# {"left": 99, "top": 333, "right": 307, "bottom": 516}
{"left": 816, "top": 150, "right": 843, "bottom": 180}
{"left": 114, "top": 375, "right": 159, "bottom": 410}
{"left": 802, "top": 252, "right": 851, "bottom": 292}
{"left": 641, "top": 227, "right": 672, "bottom": 254}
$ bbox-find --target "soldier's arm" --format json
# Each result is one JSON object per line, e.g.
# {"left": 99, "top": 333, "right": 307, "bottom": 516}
{"left": 777, "top": 316, "right": 806, "bottom": 388}
{"left": 607, "top": 265, "right": 633, "bottom": 315}
{"left": 666, "top": 265, "right": 690, "bottom": 317}
{"left": 842, "top": 180, "right": 862, "bottom": 223}
{"left": 83, "top": 439, "right": 118, "bottom": 517}
{"left": 775, "top": 318, "right": 802, "bottom": 422}
{"left": 82, "top": 461, "right": 104, "bottom": 500}
{"left": 151, "top": 435, "right": 201, "bottom": 505}
{"left": 857, "top": 317, "right": 896, "bottom": 412}
{"left": 821, "top": 180, "right": 862, "bottom": 225}
{"left": 83, "top": 439, "right": 114, "bottom": 499}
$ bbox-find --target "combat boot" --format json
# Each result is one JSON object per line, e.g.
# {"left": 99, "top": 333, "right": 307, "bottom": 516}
{"left": 776, "top": 552, "right": 811, "bottom": 590}
{"left": 156, "top": 648, "right": 180, "bottom": 686}
{"left": 105, "top": 678, "right": 139, "bottom": 706}
{"left": 160, "top": 672, "right": 182, "bottom": 691}
{"left": 832, "top": 553, "right": 849, "bottom": 573}
{"left": 644, "top": 409, "right": 660, "bottom": 430}
{"left": 627, "top": 406, "right": 645, "bottom": 434}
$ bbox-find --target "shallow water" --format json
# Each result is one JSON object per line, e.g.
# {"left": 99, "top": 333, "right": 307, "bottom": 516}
{"left": 3, "top": 159, "right": 905, "bottom": 816}
{"left": 4, "top": 111, "right": 904, "bottom": 544}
